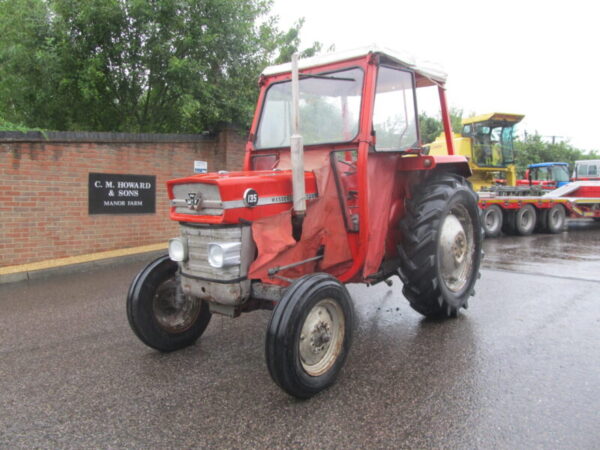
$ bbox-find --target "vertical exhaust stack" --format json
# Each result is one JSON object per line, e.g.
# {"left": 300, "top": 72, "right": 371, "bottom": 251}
{"left": 290, "top": 53, "right": 306, "bottom": 219}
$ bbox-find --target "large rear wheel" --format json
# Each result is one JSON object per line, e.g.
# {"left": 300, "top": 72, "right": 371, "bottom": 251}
{"left": 127, "top": 255, "right": 212, "bottom": 352}
{"left": 398, "top": 173, "right": 483, "bottom": 318}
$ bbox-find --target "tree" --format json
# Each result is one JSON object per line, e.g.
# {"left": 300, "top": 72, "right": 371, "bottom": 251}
{"left": 0, "top": 0, "right": 320, "bottom": 133}
{"left": 514, "top": 134, "right": 599, "bottom": 176}
{"left": 419, "top": 112, "right": 443, "bottom": 144}
{"left": 419, "top": 108, "right": 463, "bottom": 144}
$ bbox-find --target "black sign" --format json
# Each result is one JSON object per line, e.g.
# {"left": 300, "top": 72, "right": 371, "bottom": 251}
{"left": 89, "top": 173, "right": 156, "bottom": 214}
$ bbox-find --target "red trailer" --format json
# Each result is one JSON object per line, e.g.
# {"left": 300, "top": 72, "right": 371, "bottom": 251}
{"left": 479, "top": 181, "right": 600, "bottom": 237}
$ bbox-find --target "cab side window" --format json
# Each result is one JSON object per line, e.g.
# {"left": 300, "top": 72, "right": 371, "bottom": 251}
{"left": 373, "top": 67, "right": 418, "bottom": 151}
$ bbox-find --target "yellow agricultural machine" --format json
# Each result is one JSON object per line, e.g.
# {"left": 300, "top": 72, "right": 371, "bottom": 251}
{"left": 428, "top": 113, "right": 524, "bottom": 191}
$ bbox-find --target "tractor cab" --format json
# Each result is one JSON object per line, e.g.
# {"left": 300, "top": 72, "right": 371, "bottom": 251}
{"left": 574, "top": 159, "right": 600, "bottom": 181}
{"left": 517, "top": 162, "right": 570, "bottom": 189}
{"left": 428, "top": 112, "right": 524, "bottom": 190}
{"left": 460, "top": 113, "right": 522, "bottom": 168}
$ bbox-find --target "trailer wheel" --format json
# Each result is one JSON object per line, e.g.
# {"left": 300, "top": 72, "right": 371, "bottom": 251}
{"left": 481, "top": 205, "right": 503, "bottom": 237}
{"left": 514, "top": 205, "right": 537, "bottom": 235}
{"left": 127, "top": 255, "right": 212, "bottom": 352}
{"left": 546, "top": 204, "right": 566, "bottom": 233}
{"left": 265, "top": 273, "right": 354, "bottom": 399}
{"left": 398, "top": 173, "right": 483, "bottom": 318}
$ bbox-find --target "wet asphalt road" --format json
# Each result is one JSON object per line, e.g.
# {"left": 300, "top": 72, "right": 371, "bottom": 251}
{"left": 1, "top": 220, "right": 599, "bottom": 448}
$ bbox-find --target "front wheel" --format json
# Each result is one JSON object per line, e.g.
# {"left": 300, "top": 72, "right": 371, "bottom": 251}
{"left": 127, "top": 255, "right": 212, "bottom": 352}
{"left": 398, "top": 173, "right": 483, "bottom": 318}
{"left": 265, "top": 273, "right": 354, "bottom": 399}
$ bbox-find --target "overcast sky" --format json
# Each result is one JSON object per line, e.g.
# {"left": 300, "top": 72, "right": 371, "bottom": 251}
{"left": 271, "top": 0, "right": 599, "bottom": 151}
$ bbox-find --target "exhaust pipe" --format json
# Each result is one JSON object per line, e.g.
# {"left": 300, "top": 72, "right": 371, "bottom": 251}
{"left": 290, "top": 53, "right": 306, "bottom": 218}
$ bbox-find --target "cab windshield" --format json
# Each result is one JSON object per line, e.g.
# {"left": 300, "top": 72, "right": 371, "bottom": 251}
{"left": 462, "top": 122, "right": 517, "bottom": 167}
{"left": 576, "top": 161, "right": 600, "bottom": 177}
{"left": 254, "top": 68, "right": 364, "bottom": 149}
{"left": 531, "top": 165, "right": 570, "bottom": 183}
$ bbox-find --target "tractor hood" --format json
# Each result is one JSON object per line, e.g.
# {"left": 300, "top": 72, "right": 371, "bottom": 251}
{"left": 167, "top": 170, "right": 318, "bottom": 224}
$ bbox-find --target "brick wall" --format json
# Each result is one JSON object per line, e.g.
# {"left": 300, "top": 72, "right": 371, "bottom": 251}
{"left": 0, "top": 128, "right": 247, "bottom": 267}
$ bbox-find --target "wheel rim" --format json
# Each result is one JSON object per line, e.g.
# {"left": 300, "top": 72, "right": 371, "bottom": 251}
{"left": 518, "top": 207, "right": 534, "bottom": 230}
{"left": 439, "top": 204, "right": 474, "bottom": 293}
{"left": 152, "top": 277, "right": 202, "bottom": 333}
{"left": 484, "top": 207, "right": 500, "bottom": 232}
{"left": 299, "top": 298, "right": 345, "bottom": 377}
{"left": 549, "top": 207, "right": 563, "bottom": 228}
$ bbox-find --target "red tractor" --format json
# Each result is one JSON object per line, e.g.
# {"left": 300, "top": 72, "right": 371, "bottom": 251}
{"left": 127, "top": 46, "right": 483, "bottom": 398}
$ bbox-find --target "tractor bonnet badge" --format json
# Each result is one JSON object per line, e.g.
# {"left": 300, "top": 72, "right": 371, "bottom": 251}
{"left": 186, "top": 192, "right": 201, "bottom": 210}
{"left": 243, "top": 188, "right": 259, "bottom": 207}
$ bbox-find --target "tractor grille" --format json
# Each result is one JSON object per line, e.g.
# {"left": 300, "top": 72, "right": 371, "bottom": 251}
{"left": 172, "top": 183, "right": 223, "bottom": 216}
{"left": 179, "top": 223, "right": 251, "bottom": 281}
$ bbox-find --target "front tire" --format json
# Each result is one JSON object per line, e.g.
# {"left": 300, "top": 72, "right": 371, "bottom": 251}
{"left": 265, "top": 273, "right": 354, "bottom": 399}
{"left": 398, "top": 173, "right": 483, "bottom": 318}
{"left": 127, "top": 255, "right": 212, "bottom": 352}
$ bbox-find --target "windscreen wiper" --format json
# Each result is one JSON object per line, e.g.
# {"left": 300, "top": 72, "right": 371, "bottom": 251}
{"left": 299, "top": 74, "right": 356, "bottom": 82}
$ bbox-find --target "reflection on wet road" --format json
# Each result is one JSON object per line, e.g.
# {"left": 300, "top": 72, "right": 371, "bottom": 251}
{"left": 0, "top": 220, "right": 599, "bottom": 447}
{"left": 483, "top": 219, "right": 600, "bottom": 281}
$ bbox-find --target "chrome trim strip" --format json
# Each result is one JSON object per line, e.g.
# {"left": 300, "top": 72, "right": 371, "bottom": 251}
{"left": 221, "top": 192, "right": 317, "bottom": 210}
{"left": 171, "top": 198, "right": 223, "bottom": 208}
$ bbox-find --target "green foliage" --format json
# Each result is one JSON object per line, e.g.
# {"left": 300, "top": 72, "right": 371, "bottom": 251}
{"left": 450, "top": 108, "right": 463, "bottom": 133}
{"left": 419, "top": 113, "right": 443, "bottom": 144}
{"left": 273, "top": 18, "right": 322, "bottom": 64}
{"left": 0, "top": 0, "right": 320, "bottom": 133}
{"left": 514, "top": 134, "right": 599, "bottom": 176}
{"left": 419, "top": 108, "right": 463, "bottom": 144}
{"left": 0, "top": 116, "right": 30, "bottom": 132}
{"left": 300, "top": 97, "right": 345, "bottom": 144}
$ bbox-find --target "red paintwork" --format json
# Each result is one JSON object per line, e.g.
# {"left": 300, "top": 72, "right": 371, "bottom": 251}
{"left": 167, "top": 170, "right": 318, "bottom": 224}
{"left": 479, "top": 181, "right": 600, "bottom": 219}
{"left": 168, "top": 51, "right": 470, "bottom": 284}
{"left": 574, "top": 176, "right": 600, "bottom": 181}
{"left": 438, "top": 87, "right": 455, "bottom": 156}
{"left": 516, "top": 169, "right": 558, "bottom": 189}
{"left": 516, "top": 179, "right": 557, "bottom": 190}
{"left": 563, "top": 184, "right": 600, "bottom": 198}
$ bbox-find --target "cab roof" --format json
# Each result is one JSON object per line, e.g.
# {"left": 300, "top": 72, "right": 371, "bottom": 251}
{"left": 261, "top": 44, "right": 448, "bottom": 84}
{"left": 529, "top": 162, "right": 569, "bottom": 168}
{"left": 462, "top": 113, "right": 525, "bottom": 125}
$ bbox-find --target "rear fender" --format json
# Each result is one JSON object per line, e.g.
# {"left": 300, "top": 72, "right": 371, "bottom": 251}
{"left": 430, "top": 156, "right": 472, "bottom": 178}
{"left": 397, "top": 154, "right": 471, "bottom": 178}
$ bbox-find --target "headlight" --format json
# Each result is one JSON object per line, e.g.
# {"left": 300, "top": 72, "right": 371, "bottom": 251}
{"left": 168, "top": 237, "right": 188, "bottom": 262}
{"left": 207, "top": 242, "right": 241, "bottom": 268}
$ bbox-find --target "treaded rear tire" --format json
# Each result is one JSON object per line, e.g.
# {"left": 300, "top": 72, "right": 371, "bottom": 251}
{"left": 397, "top": 173, "right": 483, "bottom": 318}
